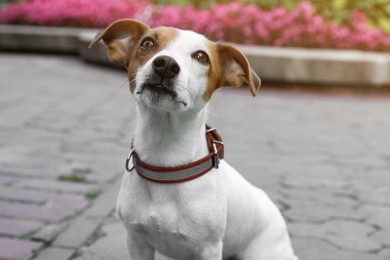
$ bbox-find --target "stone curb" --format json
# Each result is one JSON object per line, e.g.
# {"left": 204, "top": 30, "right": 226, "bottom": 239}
{"left": 0, "top": 25, "right": 85, "bottom": 54}
{"left": 33, "top": 175, "right": 123, "bottom": 260}
{"left": 236, "top": 44, "right": 390, "bottom": 86}
{"left": 1, "top": 24, "right": 389, "bottom": 86}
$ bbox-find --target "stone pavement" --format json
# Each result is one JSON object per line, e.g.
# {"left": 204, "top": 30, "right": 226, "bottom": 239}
{"left": 0, "top": 53, "right": 133, "bottom": 259}
{"left": 0, "top": 53, "right": 390, "bottom": 260}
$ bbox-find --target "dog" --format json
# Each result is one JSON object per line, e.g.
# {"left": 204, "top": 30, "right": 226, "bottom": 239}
{"left": 90, "top": 19, "right": 297, "bottom": 260}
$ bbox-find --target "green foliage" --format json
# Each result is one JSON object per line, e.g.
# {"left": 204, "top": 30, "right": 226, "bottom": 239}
{"left": 0, "top": 0, "right": 28, "bottom": 7}
{"left": 152, "top": 0, "right": 390, "bottom": 33}
{"left": 151, "top": 0, "right": 297, "bottom": 9}
{"left": 85, "top": 188, "right": 102, "bottom": 200}
{"left": 230, "top": 0, "right": 296, "bottom": 10}
{"left": 58, "top": 168, "right": 91, "bottom": 183}
{"left": 0, "top": 0, "right": 10, "bottom": 7}
{"left": 312, "top": 0, "right": 390, "bottom": 33}
{"left": 151, "top": 0, "right": 299, "bottom": 10}
{"left": 21, "top": 230, "right": 37, "bottom": 239}
{"left": 150, "top": 0, "right": 189, "bottom": 6}
{"left": 58, "top": 174, "right": 87, "bottom": 183}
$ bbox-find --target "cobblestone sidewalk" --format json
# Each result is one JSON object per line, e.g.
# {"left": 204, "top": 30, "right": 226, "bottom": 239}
{"left": 1, "top": 53, "right": 390, "bottom": 260}
{"left": 0, "top": 53, "right": 133, "bottom": 259}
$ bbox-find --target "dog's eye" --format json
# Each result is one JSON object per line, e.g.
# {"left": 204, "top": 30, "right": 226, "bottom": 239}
{"left": 192, "top": 51, "right": 209, "bottom": 64}
{"left": 140, "top": 37, "right": 155, "bottom": 50}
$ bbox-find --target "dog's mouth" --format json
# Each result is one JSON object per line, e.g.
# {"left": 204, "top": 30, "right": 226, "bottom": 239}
{"left": 139, "top": 83, "right": 177, "bottom": 98}
{"left": 136, "top": 82, "right": 188, "bottom": 108}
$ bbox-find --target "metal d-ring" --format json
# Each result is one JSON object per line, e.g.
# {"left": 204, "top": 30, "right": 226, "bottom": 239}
{"left": 212, "top": 142, "right": 219, "bottom": 169}
{"left": 125, "top": 148, "right": 135, "bottom": 172}
{"left": 206, "top": 127, "right": 217, "bottom": 133}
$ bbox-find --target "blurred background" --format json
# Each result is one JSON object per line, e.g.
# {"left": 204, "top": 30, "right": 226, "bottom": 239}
{"left": 0, "top": 1, "right": 390, "bottom": 260}
{"left": 1, "top": 0, "right": 390, "bottom": 50}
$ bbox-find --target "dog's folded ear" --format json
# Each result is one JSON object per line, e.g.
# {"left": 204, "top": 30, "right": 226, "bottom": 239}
{"left": 89, "top": 19, "right": 149, "bottom": 67}
{"left": 218, "top": 44, "right": 261, "bottom": 96}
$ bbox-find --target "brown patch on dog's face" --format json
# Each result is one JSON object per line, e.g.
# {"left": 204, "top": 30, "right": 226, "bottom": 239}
{"left": 127, "top": 27, "right": 177, "bottom": 92}
{"left": 204, "top": 41, "right": 222, "bottom": 101}
{"left": 89, "top": 19, "right": 178, "bottom": 92}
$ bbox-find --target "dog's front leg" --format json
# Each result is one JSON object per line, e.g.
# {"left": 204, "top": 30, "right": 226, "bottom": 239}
{"left": 198, "top": 241, "right": 223, "bottom": 260}
{"left": 127, "top": 234, "right": 154, "bottom": 260}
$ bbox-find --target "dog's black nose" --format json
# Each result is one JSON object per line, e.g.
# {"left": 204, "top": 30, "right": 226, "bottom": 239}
{"left": 152, "top": 55, "right": 180, "bottom": 79}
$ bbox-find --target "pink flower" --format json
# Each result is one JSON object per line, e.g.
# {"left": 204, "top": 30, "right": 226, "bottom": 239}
{"left": 0, "top": 0, "right": 389, "bottom": 52}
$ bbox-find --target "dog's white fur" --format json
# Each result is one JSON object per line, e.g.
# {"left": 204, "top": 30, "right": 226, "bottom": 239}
{"left": 91, "top": 19, "right": 297, "bottom": 260}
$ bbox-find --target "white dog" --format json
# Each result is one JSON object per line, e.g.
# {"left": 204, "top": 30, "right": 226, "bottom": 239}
{"left": 90, "top": 19, "right": 297, "bottom": 260}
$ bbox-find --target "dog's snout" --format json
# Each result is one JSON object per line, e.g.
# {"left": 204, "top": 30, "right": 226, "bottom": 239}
{"left": 152, "top": 55, "right": 180, "bottom": 79}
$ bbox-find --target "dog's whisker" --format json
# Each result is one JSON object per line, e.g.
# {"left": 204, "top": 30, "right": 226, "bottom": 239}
{"left": 183, "top": 88, "right": 201, "bottom": 113}
{"left": 128, "top": 78, "right": 137, "bottom": 85}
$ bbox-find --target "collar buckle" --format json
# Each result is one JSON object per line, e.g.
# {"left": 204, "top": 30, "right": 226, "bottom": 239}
{"left": 212, "top": 140, "right": 224, "bottom": 169}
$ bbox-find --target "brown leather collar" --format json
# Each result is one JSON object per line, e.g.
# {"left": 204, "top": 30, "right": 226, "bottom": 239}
{"left": 125, "top": 125, "right": 224, "bottom": 183}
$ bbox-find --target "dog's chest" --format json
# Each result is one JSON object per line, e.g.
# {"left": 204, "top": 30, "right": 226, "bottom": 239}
{"left": 127, "top": 203, "right": 197, "bottom": 257}
{"left": 117, "top": 171, "right": 226, "bottom": 257}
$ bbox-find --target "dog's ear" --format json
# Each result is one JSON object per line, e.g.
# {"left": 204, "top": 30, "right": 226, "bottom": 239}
{"left": 217, "top": 43, "right": 261, "bottom": 96}
{"left": 89, "top": 19, "right": 149, "bottom": 67}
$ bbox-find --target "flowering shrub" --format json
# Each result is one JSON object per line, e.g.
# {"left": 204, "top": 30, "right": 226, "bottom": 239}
{"left": 1, "top": 0, "right": 389, "bottom": 52}
{"left": 152, "top": 0, "right": 390, "bottom": 34}
{"left": 0, "top": 0, "right": 148, "bottom": 27}
{"left": 148, "top": 2, "right": 390, "bottom": 52}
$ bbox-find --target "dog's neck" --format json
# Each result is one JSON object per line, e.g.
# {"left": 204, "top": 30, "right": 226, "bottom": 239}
{"left": 133, "top": 104, "right": 209, "bottom": 167}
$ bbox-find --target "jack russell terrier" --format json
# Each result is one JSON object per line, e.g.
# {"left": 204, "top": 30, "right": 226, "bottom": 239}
{"left": 90, "top": 19, "right": 297, "bottom": 260}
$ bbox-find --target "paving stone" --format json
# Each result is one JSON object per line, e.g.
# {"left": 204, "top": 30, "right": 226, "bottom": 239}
{"left": 72, "top": 221, "right": 171, "bottom": 260}
{"left": 338, "top": 155, "right": 389, "bottom": 169}
{"left": 49, "top": 195, "right": 90, "bottom": 211}
{"left": 0, "top": 165, "right": 62, "bottom": 179}
{"left": 62, "top": 139, "right": 125, "bottom": 155}
{"left": 34, "top": 247, "right": 75, "bottom": 260}
{"left": 71, "top": 221, "right": 127, "bottom": 260}
{"left": 30, "top": 115, "right": 77, "bottom": 133}
{"left": 0, "top": 146, "right": 62, "bottom": 178}
{"left": 0, "top": 237, "right": 42, "bottom": 260}
{"left": 371, "top": 230, "right": 390, "bottom": 247}
{"left": 0, "top": 187, "right": 54, "bottom": 204}
{"left": 67, "top": 127, "right": 121, "bottom": 143}
{"left": 0, "top": 100, "right": 49, "bottom": 129}
{"left": 357, "top": 204, "right": 390, "bottom": 230}
{"left": 0, "top": 201, "right": 74, "bottom": 223}
{"left": 281, "top": 167, "right": 347, "bottom": 189}
{"left": 292, "top": 237, "right": 384, "bottom": 260}
{"left": 0, "top": 218, "right": 44, "bottom": 237}
{"left": 0, "top": 187, "right": 89, "bottom": 213}
{"left": 0, "top": 175, "right": 19, "bottom": 186}
{"left": 289, "top": 220, "right": 382, "bottom": 252}
{"left": 32, "top": 222, "right": 68, "bottom": 243}
{"left": 284, "top": 201, "right": 365, "bottom": 222}
{"left": 348, "top": 169, "right": 390, "bottom": 189}
{"left": 379, "top": 248, "right": 390, "bottom": 259}
{"left": 53, "top": 177, "right": 121, "bottom": 249}
{"left": 62, "top": 152, "right": 120, "bottom": 173}
{"left": 58, "top": 156, "right": 124, "bottom": 183}
{"left": 57, "top": 218, "right": 105, "bottom": 249}
{"left": 13, "top": 179, "right": 99, "bottom": 194}
{"left": 353, "top": 186, "right": 390, "bottom": 206}
{"left": 281, "top": 188, "right": 359, "bottom": 208}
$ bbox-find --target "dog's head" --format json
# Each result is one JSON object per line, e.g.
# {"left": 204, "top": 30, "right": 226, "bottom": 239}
{"left": 90, "top": 19, "right": 261, "bottom": 112}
